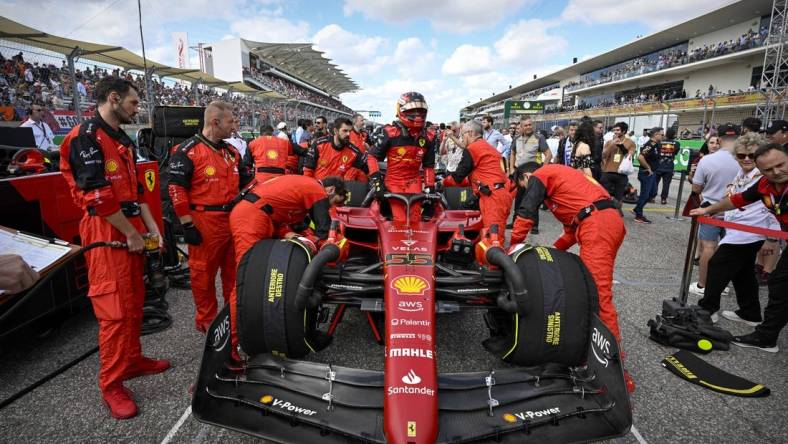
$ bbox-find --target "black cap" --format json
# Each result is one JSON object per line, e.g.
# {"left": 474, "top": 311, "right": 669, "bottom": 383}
{"left": 716, "top": 123, "right": 741, "bottom": 137}
{"left": 765, "top": 119, "right": 788, "bottom": 134}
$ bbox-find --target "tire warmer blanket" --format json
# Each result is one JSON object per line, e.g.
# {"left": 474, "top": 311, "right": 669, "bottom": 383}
{"left": 661, "top": 350, "right": 770, "bottom": 397}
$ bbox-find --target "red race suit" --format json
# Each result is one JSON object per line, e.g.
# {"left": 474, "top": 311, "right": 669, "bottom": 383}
{"left": 60, "top": 114, "right": 149, "bottom": 392}
{"left": 228, "top": 175, "right": 334, "bottom": 352}
{"left": 168, "top": 134, "right": 250, "bottom": 331}
{"left": 245, "top": 135, "right": 298, "bottom": 183}
{"left": 303, "top": 135, "right": 368, "bottom": 181}
{"left": 367, "top": 122, "right": 436, "bottom": 221}
{"left": 443, "top": 138, "right": 512, "bottom": 231}
{"left": 345, "top": 128, "right": 369, "bottom": 182}
{"left": 511, "top": 164, "right": 626, "bottom": 342}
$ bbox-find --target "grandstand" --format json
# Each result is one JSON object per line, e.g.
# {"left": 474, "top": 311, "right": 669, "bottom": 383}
{"left": 202, "top": 38, "right": 357, "bottom": 115}
{"left": 459, "top": 0, "right": 776, "bottom": 136}
{"left": 0, "top": 15, "right": 357, "bottom": 134}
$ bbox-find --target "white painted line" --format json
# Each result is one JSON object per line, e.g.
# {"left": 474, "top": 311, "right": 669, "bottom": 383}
{"left": 161, "top": 405, "right": 192, "bottom": 444}
{"left": 631, "top": 424, "right": 649, "bottom": 444}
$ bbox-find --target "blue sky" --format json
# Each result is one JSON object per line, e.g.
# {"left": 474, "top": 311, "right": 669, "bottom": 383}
{"left": 2, "top": 0, "right": 733, "bottom": 122}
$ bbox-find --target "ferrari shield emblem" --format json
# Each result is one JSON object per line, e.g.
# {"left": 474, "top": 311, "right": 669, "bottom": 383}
{"left": 144, "top": 169, "right": 156, "bottom": 192}
{"left": 418, "top": 138, "right": 426, "bottom": 147}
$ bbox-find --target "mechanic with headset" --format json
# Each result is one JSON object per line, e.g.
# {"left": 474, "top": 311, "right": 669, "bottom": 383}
{"left": 303, "top": 117, "right": 368, "bottom": 181}
{"left": 367, "top": 92, "right": 437, "bottom": 222}
{"left": 441, "top": 119, "right": 513, "bottom": 231}
{"left": 60, "top": 77, "right": 170, "bottom": 419}
{"left": 168, "top": 101, "right": 253, "bottom": 334}
{"left": 227, "top": 175, "right": 348, "bottom": 358}
{"left": 510, "top": 162, "right": 633, "bottom": 392}
{"left": 245, "top": 123, "right": 302, "bottom": 183}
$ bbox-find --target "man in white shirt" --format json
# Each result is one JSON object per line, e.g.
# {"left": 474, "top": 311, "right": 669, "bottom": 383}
{"left": 637, "top": 129, "right": 649, "bottom": 149}
{"left": 20, "top": 105, "right": 55, "bottom": 151}
{"left": 275, "top": 121, "right": 289, "bottom": 141}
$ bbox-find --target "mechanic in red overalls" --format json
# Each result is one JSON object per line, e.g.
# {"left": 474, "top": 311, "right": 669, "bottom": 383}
{"left": 168, "top": 101, "right": 252, "bottom": 333}
{"left": 367, "top": 92, "right": 437, "bottom": 222}
{"left": 441, "top": 119, "right": 512, "bottom": 231}
{"left": 303, "top": 117, "right": 368, "bottom": 181}
{"left": 245, "top": 124, "right": 301, "bottom": 183}
{"left": 510, "top": 162, "right": 634, "bottom": 392}
{"left": 227, "top": 175, "right": 348, "bottom": 355}
{"left": 345, "top": 113, "right": 369, "bottom": 182}
{"left": 61, "top": 77, "right": 170, "bottom": 419}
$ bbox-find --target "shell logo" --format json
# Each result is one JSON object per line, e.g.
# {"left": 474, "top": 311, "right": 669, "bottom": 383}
{"left": 260, "top": 395, "right": 273, "bottom": 404}
{"left": 205, "top": 165, "right": 216, "bottom": 176}
{"left": 105, "top": 160, "right": 119, "bottom": 173}
{"left": 396, "top": 147, "right": 406, "bottom": 156}
{"left": 392, "top": 276, "right": 429, "bottom": 295}
{"left": 266, "top": 150, "right": 278, "bottom": 160}
{"left": 502, "top": 413, "right": 517, "bottom": 423}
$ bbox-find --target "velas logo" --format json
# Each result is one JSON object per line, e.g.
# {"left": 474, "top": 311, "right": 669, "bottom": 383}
{"left": 401, "top": 240, "right": 417, "bottom": 247}
{"left": 266, "top": 149, "right": 278, "bottom": 159}
{"left": 259, "top": 395, "right": 317, "bottom": 416}
{"left": 144, "top": 169, "right": 156, "bottom": 192}
{"left": 392, "top": 276, "right": 429, "bottom": 296}
{"left": 105, "top": 159, "right": 119, "bottom": 173}
{"left": 402, "top": 369, "right": 421, "bottom": 385}
{"left": 503, "top": 407, "right": 560, "bottom": 422}
{"left": 591, "top": 327, "right": 611, "bottom": 368}
{"left": 204, "top": 165, "right": 216, "bottom": 176}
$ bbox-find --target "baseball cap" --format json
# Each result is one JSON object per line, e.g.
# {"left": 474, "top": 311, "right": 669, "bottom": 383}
{"left": 276, "top": 122, "right": 287, "bottom": 130}
{"left": 716, "top": 123, "right": 741, "bottom": 137}
{"left": 765, "top": 119, "right": 788, "bottom": 134}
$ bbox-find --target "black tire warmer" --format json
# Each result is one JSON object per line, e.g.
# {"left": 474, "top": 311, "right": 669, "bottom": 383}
{"left": 343, "top": 181, "right": 370, "bottom": 207}
{"left": 236, "top": 239, "right": 320, "bottom": 358}
{"left": 661, "top": 349, "right": 770, "bottom": 397}
{"left": 485, "top": 245, "right": 599, "bottom": 367}
{"left": 443, "top": 186, "right": 479, "bottom": 210}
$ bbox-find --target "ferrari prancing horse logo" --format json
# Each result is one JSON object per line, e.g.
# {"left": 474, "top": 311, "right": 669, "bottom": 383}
{"left": 144, "top": 169, "right": 156, "bottom": 192}
{"left": 418, "top": 138, "right": 426, "bottom": 147}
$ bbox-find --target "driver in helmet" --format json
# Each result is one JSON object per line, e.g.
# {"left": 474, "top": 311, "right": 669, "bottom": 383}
{"left": 367, "top": 92, "right": 437, "bottom": 222}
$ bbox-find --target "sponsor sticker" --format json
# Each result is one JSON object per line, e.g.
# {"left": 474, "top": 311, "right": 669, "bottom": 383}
{"left": 105, "top": 159, "right": 119, "bottom": 173}
{"left": 391, "top": 318, "right": 430, "bottom": 327}
{"left": 401, "top": 240, "right": 417, "bottom": 247}
{"left": 407, "top": 421, "right": 417, "bottom": 437}
{"left": 398, "top": 300, "right": 424, "bottom": 312}
{"left": 591, "top": 327, "right": 610, "bottom": 368}
{"left": 402, "top": 369, "right": 421, "bottom": 385}
{"left": 389, "top": 348, "right": 433, "bottom": 359}
{"left": 418, "top": 138, "right": 425, "bottom": 147}
{"left": 388, "top": 386, "right": 435, "bottom": 396}
{"left": 266, "top": 149, "right": 278, "bottom": 159}
{"left": 260, "top": 395, "right": 318, "bottom": 416}
{"left": 503, "top": 407, "right": 561, "bottom": 422}
{"left": 392, "top": 275, "right": 429, "bottom": 296}
{"left": 211, "top": 313, "right": 230, "bottom": 352}
{"left": 390, "top": 333, "right": 416, "bottom": 340}
{"left": 204, "top": 165, "right": 216, "bottom": 176}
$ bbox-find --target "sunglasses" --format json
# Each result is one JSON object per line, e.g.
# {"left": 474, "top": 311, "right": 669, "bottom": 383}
{"left": 735, "top": 153, "right": 755, "bottom": 160}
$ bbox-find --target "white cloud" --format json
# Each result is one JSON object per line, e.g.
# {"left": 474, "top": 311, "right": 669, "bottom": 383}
{"left": 494, "top": 19, "right": 567, "bottom": 64}
{"left": 312, "top": 24, "right": 388, "bottom": 76}
{"left": 442, "top": 45, "right": 494, "bottom": 76}
{"left": 343, "top": 0, "right": 535, "bottom": 33}
{"left": 392, "top": 37, "right": 436, "bottom": 77}
{"left": 229, "top": 15, "right": 311, "bottom": 43}
{"left": 561, "top": 0, "right": 737, "bottom": 29}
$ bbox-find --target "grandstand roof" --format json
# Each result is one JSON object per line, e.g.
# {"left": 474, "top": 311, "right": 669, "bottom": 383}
{"left": 463, "top": 0, "right": 771, "bottom": 110}
{"left": 0, "top": 16, "right": 242, "bottom": 91}
{"left": 247, "top": 42, "right": 358, "bottom": 96}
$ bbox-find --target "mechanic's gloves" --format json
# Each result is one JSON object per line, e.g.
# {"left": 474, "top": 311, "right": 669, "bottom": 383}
{"left": 369, "top": 172, "right": 386, "bottom": 198}
{"left": 509, "top": 216, "right": 533, "bottom": 245}
{"left": 553, "top": 226, "right": 577, "bottom": 251}
{"left": 182, "top": 222, "right": 203, "bottom": 245}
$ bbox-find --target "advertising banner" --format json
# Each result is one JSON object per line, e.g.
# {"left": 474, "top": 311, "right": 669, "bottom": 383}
{"left": 503, "top": 100, "right": 545, "bottom": 118}
{"left": 173, "top": 32, "right": 189, "bottom": 69}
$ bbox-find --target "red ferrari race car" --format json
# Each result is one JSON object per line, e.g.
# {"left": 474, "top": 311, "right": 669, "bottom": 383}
{"left": 192, "top": 187, "right": 632, "bottom": 443}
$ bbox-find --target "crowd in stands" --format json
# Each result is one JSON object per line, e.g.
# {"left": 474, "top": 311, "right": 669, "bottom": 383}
{"left": 0, "top": 49, "right": 351, "bottom": 126}
{"left": 564, "top": 27, "right": 768, "bottom": 92}
{"left": 244, "top": 67, "right": 352, "bottom": 113}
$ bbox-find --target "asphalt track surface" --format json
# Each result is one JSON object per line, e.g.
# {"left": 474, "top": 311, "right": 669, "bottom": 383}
{"left": 1, "top": 176, "right": 787, "bottom": 444}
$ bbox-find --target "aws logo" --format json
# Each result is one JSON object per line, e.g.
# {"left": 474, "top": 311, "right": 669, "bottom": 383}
{"left": 392, "top": 276, "right": 429, "bottom": 296}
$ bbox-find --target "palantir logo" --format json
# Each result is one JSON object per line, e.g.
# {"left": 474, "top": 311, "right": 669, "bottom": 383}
{"left": 402, "top": 369, "right": 421, "bottom": 385}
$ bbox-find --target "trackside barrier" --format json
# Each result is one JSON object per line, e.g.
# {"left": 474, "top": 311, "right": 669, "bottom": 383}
{"left": 696, "top": 217, "right": 788, "bottom": 240}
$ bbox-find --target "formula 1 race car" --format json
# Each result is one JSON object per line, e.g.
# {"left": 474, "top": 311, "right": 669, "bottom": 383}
{"left": 192, "top": 188, "right": 632, "bottom": 443}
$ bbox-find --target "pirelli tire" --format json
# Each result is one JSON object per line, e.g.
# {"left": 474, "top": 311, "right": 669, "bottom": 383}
{"left": 443, "top": 186, "right": 478, "bottom": 210}
{"left": 236, "top": 239, "right": 320, "bottom": 358}
{"left": 344, "top": 180, "right": 370, "bottom": 207}
{"left": 488, "top": 245, "right": 599, "bottom": 367}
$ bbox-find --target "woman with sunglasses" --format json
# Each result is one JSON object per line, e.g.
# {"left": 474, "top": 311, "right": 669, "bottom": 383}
{"left": 696, "top": 132, "right": 781, "bottom": 326}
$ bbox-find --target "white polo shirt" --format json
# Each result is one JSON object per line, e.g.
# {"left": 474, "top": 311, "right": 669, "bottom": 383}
{"left": 20, "top": 119, "right": 55, "bottom": 151}
{"left": 720, "top": 168, "right": 781, "bottom": 245}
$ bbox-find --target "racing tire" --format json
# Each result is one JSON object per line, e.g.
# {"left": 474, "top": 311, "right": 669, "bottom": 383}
{"left": 443, "top": 186, "right": 478, "bottom": 210}
{"left": 485, "top": 245, "right": 599, "bottom": 366}
{"left": 344, "top": 181, "right": 370, "bottom": 207}
{"left": 236, "top": 239, "right": 322, "bottom": 358}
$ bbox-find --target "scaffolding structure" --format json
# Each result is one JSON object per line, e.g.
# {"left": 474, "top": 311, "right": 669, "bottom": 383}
{"left": 756, "top": 0, "right": 788, "bottom": 124}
